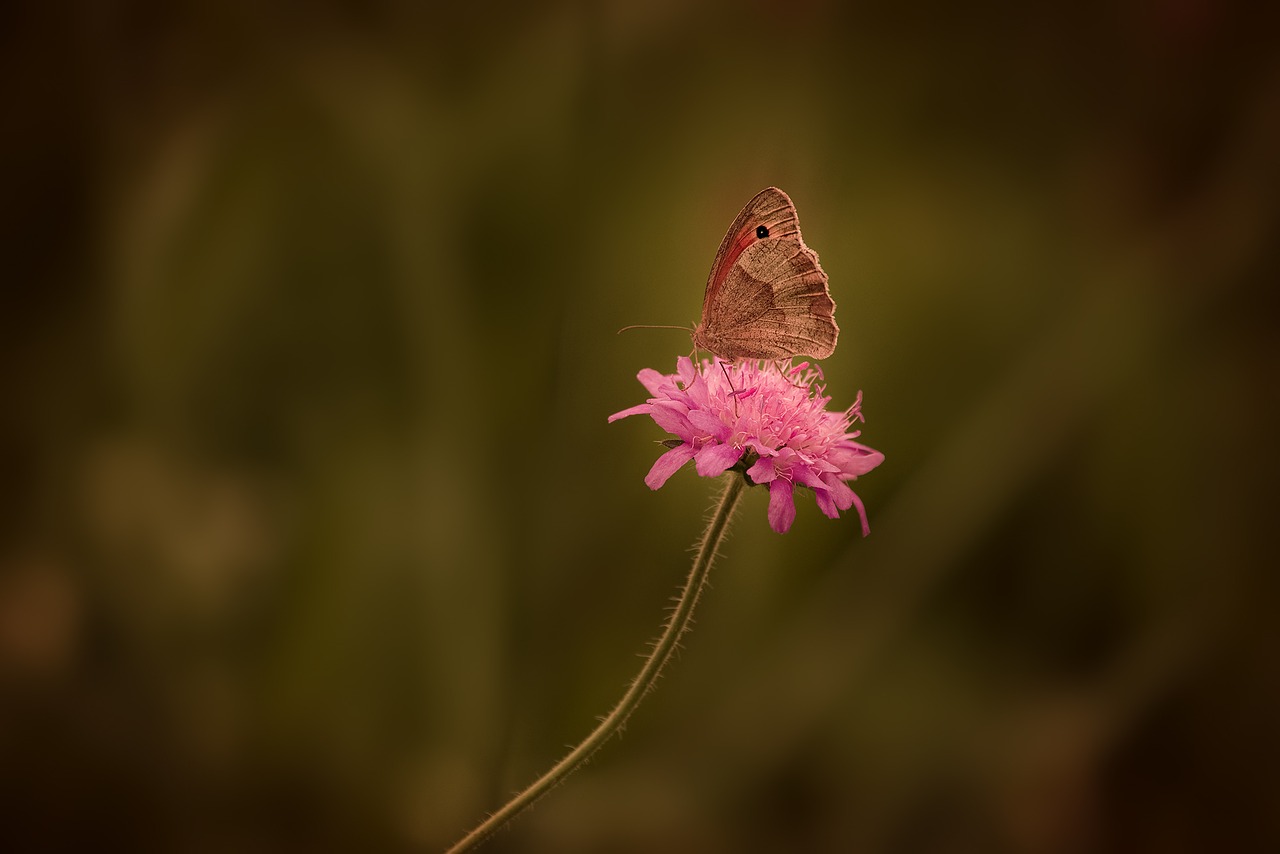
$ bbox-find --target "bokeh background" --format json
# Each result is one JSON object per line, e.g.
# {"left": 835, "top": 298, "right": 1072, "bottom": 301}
{"left": 4, "top": 2, "right": 1278, "bottom": 852}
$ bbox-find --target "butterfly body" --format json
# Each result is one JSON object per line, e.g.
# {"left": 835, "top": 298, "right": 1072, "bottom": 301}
{"left": 691, "top": 187, "right": 838, "bottom": 361}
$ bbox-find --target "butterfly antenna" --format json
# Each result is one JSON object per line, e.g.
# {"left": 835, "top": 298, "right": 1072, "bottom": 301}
{"left": 616, "top": 323, "right": 693, "bottom": 335}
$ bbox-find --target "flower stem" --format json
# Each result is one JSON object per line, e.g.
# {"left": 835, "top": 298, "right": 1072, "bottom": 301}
{"left": 445, "top": 474, "right": 746, "bottom": 852}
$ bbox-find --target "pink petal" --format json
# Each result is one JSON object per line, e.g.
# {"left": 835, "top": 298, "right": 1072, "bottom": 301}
{"left": 685, "top": 366, "right": 712, "bottom": 407}
{"left": 823, "top": 473, "right": 856, "bottom": 511}
{"left": 637, "top": 368, "right": 668, "bottom": 396}
{"left": 689, "top": 409, "right": 727, "bottom": 438}
{"left": 695, "top": 442, "right": 743, "bottom": 477}
{"left": 607, "top": 403, "right": 653, "bottom": 423}
{"left": 813, "top": 486, "right": 842, "bottom": 519}
{"left": 676, "top": 357, "right": 697, "bottom": 387}
{"left": 649, "top": 402, "right": 694, "bottom": 438}
{"left": 767, "top": 478, "right": 797, "bottom": 533}
{"left": 793, "top": 465, "right": 825, "bottom": 490}
{"left": 645, "top": 444, "right": 696, "bottom": 490}
{"left": 850, "top": 489, "right": 871, "bottom": 536}
{"left": 746, "top": 455, "right": 778, "bottom": 484}
{"left": 831, "top": 442, "right": 885, "bottom": 477}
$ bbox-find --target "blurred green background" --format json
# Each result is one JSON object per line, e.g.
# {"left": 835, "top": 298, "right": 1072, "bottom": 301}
{"left": 3, "top": 2, "right": 1278, "bottom": 852}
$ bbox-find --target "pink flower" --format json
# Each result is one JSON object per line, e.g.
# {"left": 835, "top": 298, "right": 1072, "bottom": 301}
{"left": 609, "top": 357, "right": 884, "bottom": 534}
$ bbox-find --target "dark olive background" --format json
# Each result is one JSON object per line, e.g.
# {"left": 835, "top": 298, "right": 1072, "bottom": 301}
{"left": 3, "top": 2, "right": 1278, "bottom": 852}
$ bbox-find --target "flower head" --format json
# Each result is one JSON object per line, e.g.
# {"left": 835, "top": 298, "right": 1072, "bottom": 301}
{"left": 609, "top": 357, "right": 884, "bottom": 534}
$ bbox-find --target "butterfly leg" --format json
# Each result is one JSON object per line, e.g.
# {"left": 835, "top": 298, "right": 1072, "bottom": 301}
{"left": 719, "top": 360, "right": 753, "bottom": 417}
{"left": 778, "top": 358, "right": 816, "bottom": 389}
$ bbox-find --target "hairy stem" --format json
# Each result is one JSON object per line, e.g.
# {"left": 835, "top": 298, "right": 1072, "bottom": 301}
{"left": 445, "top": 474, "right": 746, "bottom": 852}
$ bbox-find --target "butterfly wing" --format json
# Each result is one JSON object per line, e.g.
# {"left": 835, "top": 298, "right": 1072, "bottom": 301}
{"left": 692, "top": 187, "right": 839, "bottom": 360}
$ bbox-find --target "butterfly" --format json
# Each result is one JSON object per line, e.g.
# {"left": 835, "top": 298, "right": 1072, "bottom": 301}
{"left": 691, "top": 187, "right": 838, "bottom": 361}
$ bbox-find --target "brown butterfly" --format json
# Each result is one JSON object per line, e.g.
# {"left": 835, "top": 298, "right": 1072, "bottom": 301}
{"left": 691, "top": 187, "right": 838, "bottom": 361}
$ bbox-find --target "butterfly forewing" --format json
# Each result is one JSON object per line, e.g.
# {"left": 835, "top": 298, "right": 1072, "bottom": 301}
{"left": 703, "top": 189, "right": 798, "bottom": 300}
{"left": 692, "top": 187, "right": 838, "bottom": 361}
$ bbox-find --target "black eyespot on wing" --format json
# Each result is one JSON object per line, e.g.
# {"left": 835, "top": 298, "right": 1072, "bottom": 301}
{"left": 756, "top": 225, "right": 769, "bottom": 239}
